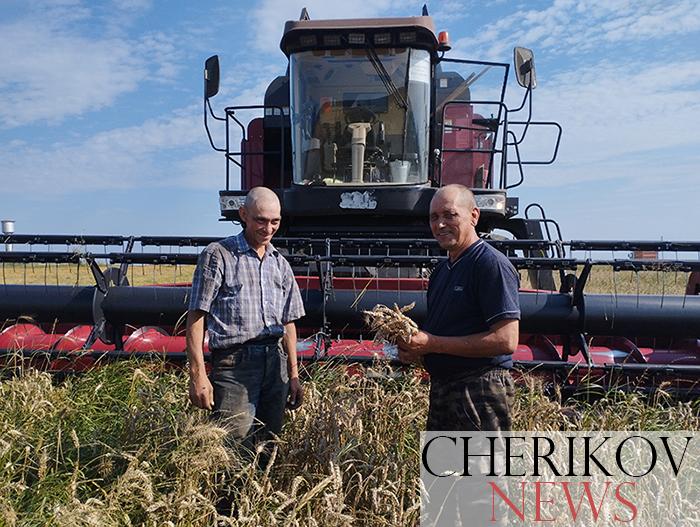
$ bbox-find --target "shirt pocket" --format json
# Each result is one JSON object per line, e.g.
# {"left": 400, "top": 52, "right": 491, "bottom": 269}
{"left": 265, "top": 264, "right": 286, "bottom": 313}
{"left": 221, "top": 266, "right": 244, "bottom": 325}
{"left": 268, "top": 264, "right": 285, "bottom": 292}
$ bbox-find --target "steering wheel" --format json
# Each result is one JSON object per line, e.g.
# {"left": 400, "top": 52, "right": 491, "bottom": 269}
{"left": 344, "top": 106, "right": 377, "bottom": 125}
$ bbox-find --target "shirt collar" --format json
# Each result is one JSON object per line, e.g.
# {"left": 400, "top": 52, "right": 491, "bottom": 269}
{"left": 234, "top": 232, "right": 279, "bottom": 257}
{"left": 447, "top": 239, "right": 483, "bottom": 269}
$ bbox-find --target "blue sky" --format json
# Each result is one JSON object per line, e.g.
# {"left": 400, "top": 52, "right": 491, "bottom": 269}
{"left": 0, "top": 0, "right": 699, "bottom": 241}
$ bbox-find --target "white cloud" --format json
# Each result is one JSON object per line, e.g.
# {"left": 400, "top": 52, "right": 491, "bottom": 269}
{"left": 25, "top": 0, "right": 92, "bottom": 27}
{"left": 0, "top": 21, "right": 146, "bottom": 127}
{"left": 516, "top": 58, "right": 700, "bottom": 189}
{"left": 113, "top": 0, "right": 152, "bottom": 11}
{"left": 0, "top": 0, "right": 181, "bottom": 127}
{"left": 134, "top": 32, "right": 183, "bottom": 82}
{"left": 451, "top": 0, "right": 700, "bottom": 60}
{"left": 599, "top": 1, "right": 700, "bottom": 42}
{"left": 0, "top": 104, "right": 204, "bottom": 193}
{"left": 0, "top": 62, "right": 283, "bottom": 195}
{"left": 0, "top": 0, "right": 294, "bottom": 197}
{"left": 429, "top": 1, "right": 472, "bottom": 25}
{"left": 100, "top": 0, "right": 155, "bottom": 37}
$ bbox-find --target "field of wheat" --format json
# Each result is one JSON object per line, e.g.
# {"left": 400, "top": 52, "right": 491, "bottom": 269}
{"left": 1, "top": 360, "right": 698, "bottom": 526}
{"left": 0, "top": 262, "right": 692, "bottom": 295}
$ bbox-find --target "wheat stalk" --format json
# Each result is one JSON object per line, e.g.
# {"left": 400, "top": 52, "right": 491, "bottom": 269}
{"left": 361, "top": 303, "right": 419, "bottom": 344}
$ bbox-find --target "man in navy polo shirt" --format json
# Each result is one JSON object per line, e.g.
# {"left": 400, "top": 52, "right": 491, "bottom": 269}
{"left": 398, "top": 184, "right": 520, "bottom": 431}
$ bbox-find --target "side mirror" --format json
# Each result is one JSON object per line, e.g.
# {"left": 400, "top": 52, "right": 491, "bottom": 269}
{"left": 204, "top": 55, "right": 220, "bottom": 99}
{"left": 513, "top": 47, "right": 537, "bottom": 89}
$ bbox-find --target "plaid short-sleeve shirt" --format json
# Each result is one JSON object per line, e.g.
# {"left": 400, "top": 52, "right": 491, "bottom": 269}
{"left": 188, "top": 233, "right": 305, "bottom": 350}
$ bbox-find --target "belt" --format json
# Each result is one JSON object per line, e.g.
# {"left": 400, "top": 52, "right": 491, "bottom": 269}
{"left": 210, "top": 337, "right": 281, "bottom": 354}
{"left": 430, "top": 365, "right": 510, "bottom": 383}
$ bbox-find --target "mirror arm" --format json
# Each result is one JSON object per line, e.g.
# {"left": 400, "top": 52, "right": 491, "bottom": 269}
{"left": 517, "top": 87, "right": 533, "bottom": 144}
{"left": 206, "top": 97, "right": 226, "bottom": 122}
{"left": 506, "top": 84, "right": 534, "bottom": 146}
{"left": 204, "top": 98, "right": 226, "bottom": 152}
{"left": 510, "top": 82, "right": 532, "bottom": 113}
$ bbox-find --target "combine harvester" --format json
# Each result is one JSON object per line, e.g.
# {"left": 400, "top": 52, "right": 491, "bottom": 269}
{"left": 1, "top": 8, "right": 699, "bottom": 397}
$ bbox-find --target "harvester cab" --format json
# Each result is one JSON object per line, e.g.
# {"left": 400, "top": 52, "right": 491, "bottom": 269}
{"left": 204, "top": 10, "right": 560, "bottom": 241}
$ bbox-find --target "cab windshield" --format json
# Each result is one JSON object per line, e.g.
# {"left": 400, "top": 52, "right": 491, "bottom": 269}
{"left": 290, "top": 48, "right": 430, "bottom": 186}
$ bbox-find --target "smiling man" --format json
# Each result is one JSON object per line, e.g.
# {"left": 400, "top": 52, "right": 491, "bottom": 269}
{"left": 398, "top": 184, "right": 520, "bottom": 431}
{"left": 186, "top": 186, "right": 305, "bottom": 453}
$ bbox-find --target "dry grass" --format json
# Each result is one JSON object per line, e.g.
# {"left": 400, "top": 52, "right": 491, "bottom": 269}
{"left": 0, "top": 361, "right": 426, "bottom": 526}
{"left": 0, "top": 263, "right": 693, "bottom": 296}
{"left": 0, "top": 263, "right": 196, "bottom": 287}
{"left": 520, "top": 267, "right": 692, "bottom": 295}
{"left": 0, "top": 361, "right": 698, "bottom": 526}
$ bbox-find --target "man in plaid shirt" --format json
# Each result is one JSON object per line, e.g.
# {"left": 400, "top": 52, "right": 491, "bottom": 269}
{"left": 186, "top": 187, "right": 305, "bottom": 450}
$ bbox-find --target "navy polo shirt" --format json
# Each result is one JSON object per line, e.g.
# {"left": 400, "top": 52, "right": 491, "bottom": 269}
{"left": 422, "top": 239, "right": 520, "bottom": 379}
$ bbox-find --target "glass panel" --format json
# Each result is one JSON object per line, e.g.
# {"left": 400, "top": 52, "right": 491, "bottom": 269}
{"left": 435, "top": 60, "right": 508, "bottom": 189}
{"left": 290, "top": 48, "right": 430, "bottom": 186}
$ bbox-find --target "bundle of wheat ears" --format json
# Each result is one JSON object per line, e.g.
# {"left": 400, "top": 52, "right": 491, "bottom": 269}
{"left": 362, "top": 302, "right": 419, "bottom": 344}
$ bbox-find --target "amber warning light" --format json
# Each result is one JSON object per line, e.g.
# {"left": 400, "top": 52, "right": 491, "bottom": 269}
{"left": 438, "top": 31, "right": 451, "bottom": 51}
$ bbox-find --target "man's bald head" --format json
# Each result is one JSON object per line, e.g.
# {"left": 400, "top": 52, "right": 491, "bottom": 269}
{"left": 244, "top": 186, "right": 280, "bottom": 211}
{"left": 239, "top": 187, "right": 282, "bottom": 250}
{"left": 431, "top": 184, "right": 476, "bottom": 211}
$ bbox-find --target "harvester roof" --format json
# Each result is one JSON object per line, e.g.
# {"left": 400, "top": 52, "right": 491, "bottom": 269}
{"left": 280, "top": 16, "right": 439, "bottom": 56}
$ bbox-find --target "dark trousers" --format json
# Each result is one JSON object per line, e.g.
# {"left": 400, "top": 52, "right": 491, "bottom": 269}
{"left": 209, "top": 339, "right": 289, "bottom": 450}
{"left": 427, "top": 368, "right": 515, "bottom": 432}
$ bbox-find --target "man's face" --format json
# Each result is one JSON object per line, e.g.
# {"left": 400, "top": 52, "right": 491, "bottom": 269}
{"left": 240, "top": 199, "right": 281, "bottom": 248}
{"left": 429, "top": 191, "right": 479, "bottom": 252}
